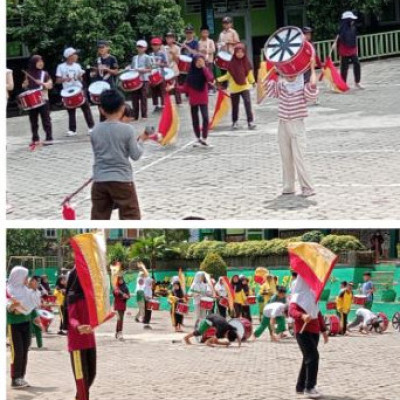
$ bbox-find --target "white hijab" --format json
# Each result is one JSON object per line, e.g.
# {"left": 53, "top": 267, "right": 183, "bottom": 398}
{"left": 283, "top": 74, "right": 305, "bottom": 94}
{"left": 143, "top": 277, "right": 153, "bottom": 298}
{"left": 214, "top": 277, "right": 227, "bottom": 297}
{"left": 7, "top": 266, "right": 39, "bottom": 315}
{"left": 289, "top": 276, "right": 320, "bottom": 319}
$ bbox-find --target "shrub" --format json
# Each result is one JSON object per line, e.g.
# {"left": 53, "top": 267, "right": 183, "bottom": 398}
{"left": 320, "top": 235, "right": 364, "bottom": 254}
{"left": 301, "top": 230, "right": 325, "bottom": 243}
{"left": 200, "top": 252, "right": 227, "bottom": 279}
{"left": 186, "top": 241, "right": 227, "bottom": 260}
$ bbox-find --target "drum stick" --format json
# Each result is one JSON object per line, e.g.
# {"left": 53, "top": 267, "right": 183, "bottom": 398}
{"left": 61, "top": 177, "right": 93, "bottom": 205}
{"left": 22, "top": 70, "right": 41, "bottom": 84}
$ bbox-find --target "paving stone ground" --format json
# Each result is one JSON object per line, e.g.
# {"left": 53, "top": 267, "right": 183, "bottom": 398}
{"left": 6, "top": 58, "right": 400, "bottom": 220}
{"left": 5, "top": 310, "right": 400, "bottom": 400}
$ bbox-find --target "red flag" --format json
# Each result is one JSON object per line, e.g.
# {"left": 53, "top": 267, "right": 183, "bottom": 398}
{"left": 257, "top": 61, "right": 278, "bottom": 104}
{"left": 62, "top": 203, "right": 76, "bottom": 220}
{"left": 288, "top": 242, "right": 338, "bottom": 301}
{"left": 209, "top": 89, "right": 230, "bottom": 130}
{"left": 321, "top": 57, "right": 349, "bottom": 93}
{"left": 150, "top": 93, "right": 179, "bottom": 145}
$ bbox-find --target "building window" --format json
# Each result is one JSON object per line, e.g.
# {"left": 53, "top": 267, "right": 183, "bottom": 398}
{"left": 44, "top": 229, "right": 56, "bottom": 239}
{"left": 380, "top": 0, "right": 400, "bottom": 24}
{"left": 108, "top": 229, "right": 123, "bottom": 240}
{"left": 185, "top": 0, "right": 266, "bottom": 14}
{"left": 246, "top": 229, "right": 263, "bottom": 240}
{"left": 284, "top": 0, "right": 306, "bottom": 27}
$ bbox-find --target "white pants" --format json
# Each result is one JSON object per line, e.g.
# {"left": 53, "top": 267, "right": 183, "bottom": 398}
{"left": 277, "top": 119, "right": 313, "bottom": 193}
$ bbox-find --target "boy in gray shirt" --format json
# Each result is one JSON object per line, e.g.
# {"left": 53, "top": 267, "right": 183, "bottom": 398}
{"left": 90, "top": 89, "right": 148, "bottom": 219}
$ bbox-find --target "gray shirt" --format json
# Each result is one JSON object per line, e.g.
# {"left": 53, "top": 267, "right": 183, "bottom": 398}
{"left": 131, "top": 54, "right": 152, "bottom": 81}
{"left": 90, "top": 121, "right": 143, "bottom": 182}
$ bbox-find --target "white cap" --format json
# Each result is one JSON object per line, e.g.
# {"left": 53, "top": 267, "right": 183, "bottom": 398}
{"left": 63, "top": 47, "right": 77, "bottom": 58}
{"left": 342, "top": 11, "right": 358, "bottom": 20}
{"left": 136, "top": 40, "right": 148, "bottom": 48}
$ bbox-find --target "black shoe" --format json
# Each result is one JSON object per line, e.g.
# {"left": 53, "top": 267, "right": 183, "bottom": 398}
{"left": 57, "top": 330, "right": 67, "bottom": 336}
{"left": 232, "top": 122, "right": 239, "bottom": 130}
{"left": 248, "top": 123, "right": 257, "bottom": 130}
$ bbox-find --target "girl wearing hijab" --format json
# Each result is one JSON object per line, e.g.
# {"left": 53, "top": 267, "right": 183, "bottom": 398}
{"left": 240, "top": 276, "right": 253, "bottom": 321}
{"left": 113, "top": 274, "right": 131, "bottom": 339}
{"left": 189, "top": 271, "right": 212, "bottom": 322}
{"left": 54, "top": 275, "right": 67, "bottom": 335}
{"left": 334, "top": 11, "right": 363, "bottom": 89}
{"left": 289, "top": 276, "right": 328, "bottom": 399}
{"left": 134, "top": 272, "right": 146, "bottom": 323}
{"left": 266, "top": 57, "right": 318, "bottom": 198}
{"left": 6, "top": 266, "right": 42, "bottom": 389}
{"left": 217, "top": 43, "right": 256, "bottom": 130}
{"left": 177, "top": 54, "right": 214, "bottom": 147}
{"left": 214, "top": 277, "right": 228, "bottom": 318}
{"left": 231, "top": 274, "right": 245, "bottom": 318}
{"left": 64, "top": 268, "right": 96, "bottom": 400}
{"left": 169, "top": 280, "right": 186, "bottom": 332}
{"left": 143, "top": 277, "right": 154, "bottom": 328}
{"left": 22, "top": 55, "right": 53, "bottom": 145}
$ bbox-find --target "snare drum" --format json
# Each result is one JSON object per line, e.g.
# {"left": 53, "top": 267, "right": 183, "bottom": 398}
{"left": 200, "top": 297, "right": 214, "bottom": 311}
{"left": 42, "top": 295, "right": 57, "bottom": 306}
{"left": 149, "top": 69, "right": 163, "bottom": 86}
{"left": 214, "top": 51, "right": 232, "bottom": 70}
{"left": 163, "top": 68, "right": 176, "bottom": 85}
{"left": 177, "top": 55, "right": 192, "bottom": 74}
{"left": 219, "top": 297, "right": 229, "bottom": 308}
{"left": 246, "top": 295, "right": 256, "bottom": 305}
{"left": 326, "top": 301, "right": 337, "bottom": 310}
{"left": 18, "top": 89, "right": 44, "bottom": 111}
{"left": 228, "top": 317, "right": 253, "bottom": 341}
{"left": 324, "top": 314, "right": 340, "bottom": 336}
{"left": 61, "top": 86, "right": 85, "bottom": 109}
{"left": 176, "top": 302, "right": 189, "bottom": 315}
{"left": 119, "top": 70, "right": 143, "bottom": 91}
{"left": 353, "top": 295, "right": 367, "bottom": 305}
{"left": 37, "top": 309, "right": 54, "bottom": 331}
{"left": 377, "top": 312, "right": 389, "bottom": 332}
{"left": 88, "top": 81, "right": 110, "bottom": 104}
{"left": 146, "top": 299, "right": 160, "bottom": 311}
{"left": 264, "top": 26, "right": 314, "bottom": 76}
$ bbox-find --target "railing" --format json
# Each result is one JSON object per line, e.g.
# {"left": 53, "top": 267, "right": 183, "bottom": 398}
{"left": 314, "top": 29, "right": 400, "bottom": 62}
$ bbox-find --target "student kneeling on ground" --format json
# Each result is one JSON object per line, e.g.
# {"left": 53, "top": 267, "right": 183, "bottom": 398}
{"left": 90, "top": 89, "right": 149, "bottom": 220}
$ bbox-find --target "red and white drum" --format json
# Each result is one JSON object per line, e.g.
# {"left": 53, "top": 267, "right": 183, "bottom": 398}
{"left": 326, "top": 301, "right": 337, "bottom": 310}
{"left": 146, "top": 299, "right": 160, "bottom": 311}
{"left": 215, "top": 51, "right": 232, "bottom": 70}
{"left": 324, "top": 314, "right": 341, "bottom": 336}
{"left": 177, "top": 55, "right": 192, "bottom": 74}
{"left": 119, "top": 70, "right": 143, "bottom": 91}
{"left": 353, "top": 295, "right": 367, "bottom": 305}
{"left": 163, "top": 68, "right": 176, "bottom": 85}
{"left": 176, "top": 302, "right": 189, "bottom": 315}
{"left": 200, "top": 296, "right": 214, "bottom": 311}
{"left": 18, "top": 89, "right": 44, "bottom": 111}
{"left": 264, "top": 26, "right": 314, "bottom": 76}
{"left": 228, "top": 317, "right": 253, "bottom": 341}
{"left": 61, "top": 86, "right": 85, "bottom": 109}
{"left": 219, "top": 297, "right": 229, "bottom": 308}
{"left": 246, "top": 295, "right": 256, "bottom": 305}
{"left": 37, "top": 309, "right": 54, "bottom": 331}
{"left": 88, "top": 81, "right": 110, "bottom": 104}
{"left": 149, "top": 69, "right": 163, "bottom": 86}
{"left": 377, "top": 312, "right": 389, "bottom": 332}
{"left": 42, "top": 295, "right": 57, "bottom": 306}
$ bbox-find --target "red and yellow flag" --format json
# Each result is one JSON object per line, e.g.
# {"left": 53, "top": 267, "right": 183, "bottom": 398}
{"left": 221, "top": 276, "right": 235, "bottom": 311}
{"left": 256, "top": 60, "right": 277, "bottom": 104}
{"left": 70, "top": 232, "right": 115, "bottom": 328}
{"left": 110, "top": 262, "right": 122, "bottom": 289}
{"left": 288, "top": 242, "right": 338, "bottom": 301}
{"left": 320, "top": 56, "right": 349, "bottom": 93}
{"left": 178, "top": 268, "right": 186, "bottom": 294}
{"left": 153, "top": 93, "right": 179, "bottom": 146}
{"left": 209, "top": 89, "right": 230, "bottom": 130}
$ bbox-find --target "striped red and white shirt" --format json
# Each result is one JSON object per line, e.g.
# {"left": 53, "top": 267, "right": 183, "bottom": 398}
{"left": 267, "top": 81, "right": 318, "bottom": 121}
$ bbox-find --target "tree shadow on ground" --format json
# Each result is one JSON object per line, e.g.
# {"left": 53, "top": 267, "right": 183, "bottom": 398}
{"left": 263, "top": 194, "right": 317, "bottom": 210}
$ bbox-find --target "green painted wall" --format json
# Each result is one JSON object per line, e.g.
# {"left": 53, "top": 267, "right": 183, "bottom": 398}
{"left": 250, "top": 3, "right": 277, "bottom": 36}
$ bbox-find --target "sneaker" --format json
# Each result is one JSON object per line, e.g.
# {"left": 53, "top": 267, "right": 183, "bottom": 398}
{"left": 57, "top": 330, "right": 67, "bottom": 336}
{"left": 134, "top": 317, "right": 140, "bottom": 323}
{"left": 11, "top": 378, "right": 28, "bottom": 389}
{"left": 199, "top": 139, "right": 210, "bottom": 148}
{"left": 43, "top": 139, "right": 54, "bottom": 145}
{"left": 67, "top": 130, "right": 77, "bottom": 137}
{"left": 193, "top": 141, "right": 202, "bottom": 148}
{"left": 304, "top": 388, "right": 322, "bottom": 399}
{"left": 20, "top": 379, "right": 30, "bottom": 387}
{"left": 248, "top": 122, "right": 257, "bottom": 130}
{"left": 232, "top": 122, "right": 239, "bottom": 130}
{"left": 301, "top": 188, "right": 316, "bottom": 197}
{"left": 152, "top": 106, "right": 160, "bottom": 113}
{"left": 282, "top": 191, "right": 295, "bottom": 195}
{"left": 87, "top": 128, "right": 94, "bottom": 136}
{"left": 355, "top": 83, "right": 365, "bottom": 90}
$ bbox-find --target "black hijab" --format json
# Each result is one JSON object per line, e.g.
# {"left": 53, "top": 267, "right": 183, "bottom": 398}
{"left": 63, "top": 268, "right": 85, "bottom": 330}
{"left": 186, "top": 54, "right": 207, "bottom": 92}
{"left": 55, "top": 277, "right": 66, "bottom": 291}
{"left": 117, "top": 277, "right": 130, "bottom": 296}
{"left": 339, "top": 19, "right": 357, "bottom": 47}
{"left": 231, "top": 275, "right": 242, "bottom": 293}
{"left": 172, "top": 282, "right": 184, "bottom": 299}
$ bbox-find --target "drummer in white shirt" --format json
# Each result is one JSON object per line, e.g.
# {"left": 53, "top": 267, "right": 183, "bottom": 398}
{"left": 217, "top": 16, "right": 240, "bottom": 54}
{"left": 348, "top": 307, "right": 380, "bottom": 333}
{"left": 56, "top": 47, "right": 95, "bottom": 137}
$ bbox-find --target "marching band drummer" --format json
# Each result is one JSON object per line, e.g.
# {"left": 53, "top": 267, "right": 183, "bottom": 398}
{"left": 56, "top": 47, "right": 95, "bottom": 137}
{"left": 347, "top": 307, "right": 380, "bottom": 334}
{"left": 22, "top": 54, "right": 54, "bottom": 146}
{"left": 198, "top": 26, "right": 216, "bottom": 78}
{"left": 217, "top": 16, "right": 240, "bottom": 55}
{"left": 149, "top": 37, "right": 168, "bottom": 113}
{"left": 214, "top": 277, "right": 228, "bottom": 318}
{"left": 91, "top": 40, "right": 119, "bottom": 121}
{"left": 178, "top": 25, "right": 199, "bottom": 87}
{"left": 164, "top": 32, "right": 182, "bottom": 105}
{"left": 130, "top": 40, "right": 152, "bottom": 120}
{"left": 169, "top": 279, "right": 186, "bottom": 332}
{"left": 189, "top": 271, "right": 213, "bottom": 323}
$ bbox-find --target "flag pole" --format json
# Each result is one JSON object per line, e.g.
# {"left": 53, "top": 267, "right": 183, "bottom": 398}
{"left": 299, "top": 321, "right": 308, "bottom": 334}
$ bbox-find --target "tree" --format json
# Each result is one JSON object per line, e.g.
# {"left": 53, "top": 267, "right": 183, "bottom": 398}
{"left": 7, "top": 0, "right": 185, "bottom": 72}
{"left": 107, "top": 242, "right": 131, "bottom": 268}
{"left": 306, "top": 0, "right": 391, "bottom": 40}
{"left": 6, "top": 229, "right": 48, "bottom": 260}
{"left": 200, "top": 252, "right": 227, "bottom": 280}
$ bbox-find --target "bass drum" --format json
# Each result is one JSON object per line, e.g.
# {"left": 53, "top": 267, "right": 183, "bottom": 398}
{"left": 392, "top": 311, "right": 400, "bottom": 332}
{"left": 194, "top": 319, "right": 216, "bottom": 344}
{"left": 377, "top": 312, "right": 389, "bottom": 332}
{"left": 324, "top": 314, "right": 340, "bottom": 336}
{"left": 37, "top": 309, "right": 54, "bottom": 332}
{"left": 228, "top": 317, "right": 253, "bottom": 341}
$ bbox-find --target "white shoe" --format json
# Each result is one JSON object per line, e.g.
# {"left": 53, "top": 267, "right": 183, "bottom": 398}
{"left": 67, "top": 130, "right": 77, "bottom": 137}
{"left": 301, "top": 188, "right": 316, "bottom": 197}
{"left": 304, "top": 388, "right": 322, "bottom": 399}
{"left": 87, "top": 128, "right": 93, "bottom": 136}
{"left": 193, "top": 141, "right": 201, "bottom": 148}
